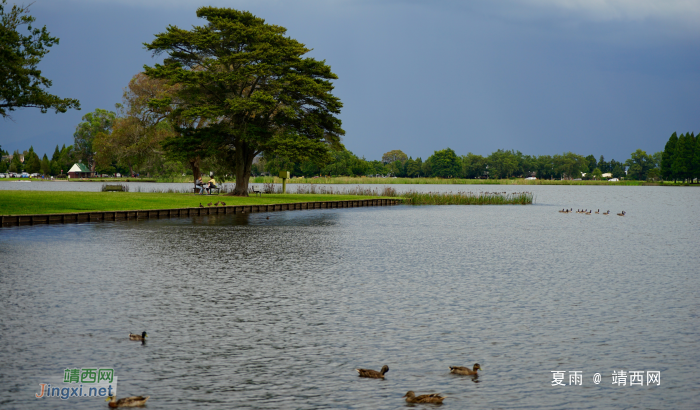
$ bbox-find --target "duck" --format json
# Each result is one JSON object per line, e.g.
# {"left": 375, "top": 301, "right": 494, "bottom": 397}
{"left": 449, "top": 363, "right": 481, "bottom": 376}
{"left": 221, "top": 202, "right": 226, "bottom": 206}
{"left": 617, "top": 211, "right": 626, "bottom": 216}
{"left": 595, "top": 209, "right": 599, "bottom": 214}
{"left": 355, "top": 365, "right": 389, "bottom": 379}
{"left": 207, "top": 202, "right": 213, "bottom": 207}
{"left": 128, "top": 331, "right": 147, "bottom": 341}
{"left": 214, "top": 201, "right": 220, "bottom": 206}
{"left": 603, "top": 210, "right": 610, "bottom": 215}
{"left": 106, "top": 395, "right": 150, "bottom": 408}
{"left": 404, "top": 391, "right": 446, "bottom": 404}
{"left": 199, "top": 203, "right": 203, "bottom": 208}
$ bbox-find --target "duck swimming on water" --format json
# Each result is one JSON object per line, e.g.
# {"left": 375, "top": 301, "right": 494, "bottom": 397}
{"left": 129, "top": 331, "right": 147, "bottom": 341}
{"left": 106, "top": 395, "right": 150, "bottom": 408}
{"left": 449, "top": 363, "right": 482, "bottom": 376}
{"left": 355, "top": 365, "right": 389, "bottom": 379}
{"left": 404, "top": 391, "right": 446, "bottom": 404}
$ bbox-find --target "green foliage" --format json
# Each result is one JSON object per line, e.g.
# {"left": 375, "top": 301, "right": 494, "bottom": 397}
{"left": 144, "top": 7, "right": 344, "bottom": 195}
{"left": 40, "top": 153, "right": 50, "bottom": 175}
{"left": 427, "top": 148, "right": 461, "bottom": 178}
{"left": 382, "top": 150, "right": 408, "bottom": 164}
{"left": 661, "top": 131, "right": 698, "bottom": 182}
{"left": 461, "top": 153, "right": 487, "bottom": 178}
{"left": 624, "top": 149, "right": 655, "bottom": 180}
{"left": 24, "top": 146, "right": 40, "bottom": 173}
{"left": 0, "top": 0, "right": 79, "bottom": 118}
{"left": 321, "top": 150, "right": 368, "bottom": 176}
{"left": 487, "top": 149, "right": 520, "bottom": 178}
{"left": 73, "top": 108, "right": 116, "bottom": 169}
{"left": 661, "top": 132, "right": 677, "bottom": 180}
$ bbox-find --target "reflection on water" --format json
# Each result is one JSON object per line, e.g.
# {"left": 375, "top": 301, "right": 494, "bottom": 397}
{"left": 1, "top": 187, "right": 699, "bottom": 409}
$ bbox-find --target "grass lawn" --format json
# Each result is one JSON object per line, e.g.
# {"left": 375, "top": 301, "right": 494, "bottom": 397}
{"left": 0, "top": 191, "right": 391, "bottom": 215}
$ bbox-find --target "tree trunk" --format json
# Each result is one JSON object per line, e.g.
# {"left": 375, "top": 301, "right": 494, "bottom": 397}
{"left": 189, "top": 156, "right": 201, "bottom": 184}
{"left": 231, "top": 141, "right": 255, "bottom": 196}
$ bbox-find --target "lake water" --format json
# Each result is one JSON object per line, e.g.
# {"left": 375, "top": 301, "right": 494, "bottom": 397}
{"left": 0, "top": 185, "right": 698, "bottom": 409}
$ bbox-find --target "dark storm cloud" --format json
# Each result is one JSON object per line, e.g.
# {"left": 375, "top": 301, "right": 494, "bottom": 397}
{"left": 2, "top": 0, "right": 698, "bottom": 162}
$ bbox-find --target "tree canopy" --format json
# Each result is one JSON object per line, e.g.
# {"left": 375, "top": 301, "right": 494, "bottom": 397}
{"left": 144, "top": 7, "right": 344, "bottom": 195}
{"left": 73, "top": 108, "right": 116, "bottom": 171}
{"left": 94, "top": 73, "right": 177, "bottom": 176}
{"left": 0, "top": 0, "right": 79, "bottom": 118}
{"left": 427, "top": 148, "right": 461, "bottom": 178}
{"left": 382, "top": 150, "right": 408, "bottom": 164}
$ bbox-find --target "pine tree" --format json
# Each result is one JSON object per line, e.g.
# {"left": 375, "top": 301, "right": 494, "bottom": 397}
{"left": 662, "top": 132, "right": 678, "bottom": 181}
{"left": 40, "top": 154, "right": 50, "bottom": 175}
{"left": 672, "top": 133, "right": 692, "bottom": 182}
{"left": 690, "top": 133, "right": 699, "bottom": 183}
{"left": 25, "top": 146, "right": 41, "bottom": 173}
{"left": 51, "top": 145, "right": 61, "bottom": 162}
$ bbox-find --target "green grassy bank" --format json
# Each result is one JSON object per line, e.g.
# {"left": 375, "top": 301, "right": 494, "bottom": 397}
{"left": 0, "top": 191, "right": 389, "bottom": 216}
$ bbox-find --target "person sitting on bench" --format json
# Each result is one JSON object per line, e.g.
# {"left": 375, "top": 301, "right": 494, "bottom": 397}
{"left": 204, "top": 177, "right": 217, "bottom": 194}
{"left": 196, "top": 176, "right": 205, "bottom": 195}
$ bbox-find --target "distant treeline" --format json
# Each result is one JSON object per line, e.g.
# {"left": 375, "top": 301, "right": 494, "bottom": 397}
{"left": 261, "top": 147, "right": 661, "bottom": 181}
{"left": 2, "top": 132, "right": 697, "bottom": 183}
{"left": 0, "top": 145, "right": 77, "bottom": 176}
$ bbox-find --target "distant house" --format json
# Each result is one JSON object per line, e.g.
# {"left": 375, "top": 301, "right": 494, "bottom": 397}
{"left": 67, "top": 163, "right": 93, "bottom": 178}
{"left": 601, "top": 173, "right": 612, "bottom": 178}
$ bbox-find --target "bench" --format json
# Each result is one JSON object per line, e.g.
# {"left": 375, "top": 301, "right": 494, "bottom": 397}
{"left": 251, "top": 186, "right": 262, "bottom": 196}
{"left": 103, "top": 185, "right": 125, "bottom": 192}
{"left": 194, "top": 184, "right": 220, "bottom": 195}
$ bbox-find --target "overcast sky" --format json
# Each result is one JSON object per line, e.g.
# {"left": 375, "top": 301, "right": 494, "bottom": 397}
{"left": 2, "top": 0, "right": 699, "bottom": 162}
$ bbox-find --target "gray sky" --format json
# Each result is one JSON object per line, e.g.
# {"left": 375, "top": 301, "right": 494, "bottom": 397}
{"left": 2, "top": 0, "right": 699, "bottom": 162}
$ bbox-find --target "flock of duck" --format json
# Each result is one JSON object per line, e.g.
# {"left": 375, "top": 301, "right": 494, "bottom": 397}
{"left": 199, "top": 201, "right": 226, "bottom": 208}
{"left": 355, "top": 363, "right": 482, "bottom": 404}
{"left": 114, "top": 333, "right": 479, "bottom": 406}
{"left": 558, "top": 208, "right": 626, "bottom": 216}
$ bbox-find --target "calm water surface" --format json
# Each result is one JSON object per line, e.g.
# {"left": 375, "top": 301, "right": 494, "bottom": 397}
{"left": 0, "top": 186, "right": 698, "bottom": 409}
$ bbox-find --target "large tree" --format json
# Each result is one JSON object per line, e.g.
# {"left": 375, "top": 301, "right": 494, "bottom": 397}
{"left": 0, "top": 0, "right": 79, "bottom": 118}
{"left": 144, "top": 7, "right": 344, "bottom": 195}
{"left": 94, "top": 73, "right": 178, "bottom": 177}
{"left": 73, "top": 108, "right": 116, "bottom": 172}
{"left": 661, "top": 132, "right": 678, "bottom": 181}
{"left": 624, "top": 149, "right": 655, "bottom": 180}
{"left": 487, "top": 149, "right": 520, "bottom": 179}
{"left": 382, "top": 149, "right": 408, "bottom": 164}
{"left": 428, "top": 147, "right": 461, "bottom": 178}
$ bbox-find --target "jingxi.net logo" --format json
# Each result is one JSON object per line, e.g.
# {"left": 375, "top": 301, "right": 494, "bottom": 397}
{"left": 35, "top": 368, "right": 117, "bottom": 400}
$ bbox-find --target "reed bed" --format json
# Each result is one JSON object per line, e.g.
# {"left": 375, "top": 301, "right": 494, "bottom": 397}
{"left": 401, "top": 190, "right": 534, "bottom": 205}
{"left": 290, "top": 184, "right": 398, "bottom": 197}
{"left": 124, "top": 183, "right": 532, "bottom": 205}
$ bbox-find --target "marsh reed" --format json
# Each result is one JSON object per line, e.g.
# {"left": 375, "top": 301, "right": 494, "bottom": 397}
{"left": 401, "top": 190, "right": 534, "bottom": 205}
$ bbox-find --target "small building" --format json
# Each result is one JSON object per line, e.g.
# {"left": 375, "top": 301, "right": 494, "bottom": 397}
{"left": 67, "top": 163, "right": 93, "bottom": 178}
{"left": 601, "top": 173, "right": 612, "bottom": 178}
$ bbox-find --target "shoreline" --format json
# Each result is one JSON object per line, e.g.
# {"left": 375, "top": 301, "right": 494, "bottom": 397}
{"left": 2, "top": 177, "right": 697, "bottom": 186}
{"left": 0, "top": 198, "right": 402, "bottom": 228}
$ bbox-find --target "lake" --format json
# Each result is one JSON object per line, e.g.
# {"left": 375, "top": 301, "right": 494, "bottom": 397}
{"left": 0, "top": 185, "right": 698, "bottom": 409}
